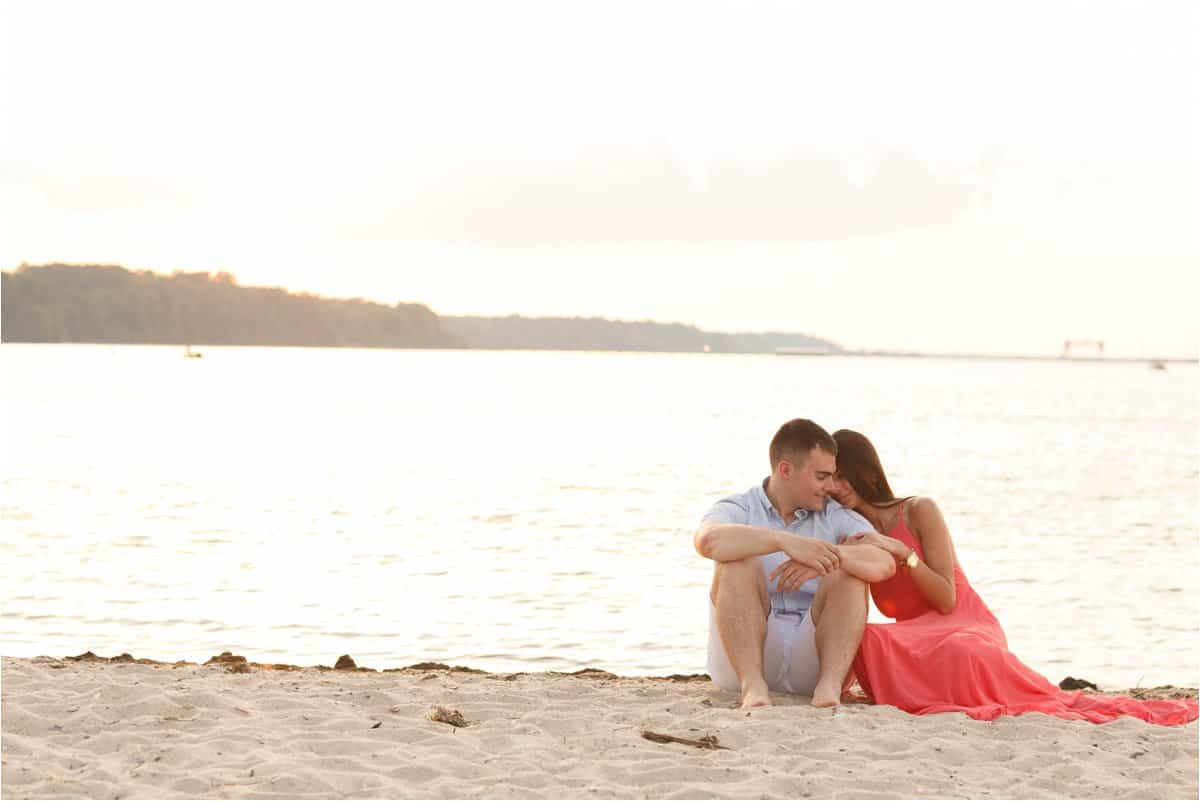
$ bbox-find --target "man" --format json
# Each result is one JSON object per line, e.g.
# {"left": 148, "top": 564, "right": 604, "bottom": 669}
{"left": 694, "top": 418, "right": 895, "bottom": 708}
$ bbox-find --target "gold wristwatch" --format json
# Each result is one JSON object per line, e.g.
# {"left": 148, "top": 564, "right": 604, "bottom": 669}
{"left": 903, "top": 548, "right": 919, "bottom": 569}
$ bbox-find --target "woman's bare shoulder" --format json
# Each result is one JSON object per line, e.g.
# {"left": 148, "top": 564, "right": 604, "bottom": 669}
{"left": 907, "top": 496, "right": 946, "bottom": 529}
{"left": 909, "top": 495, "right": 940, "bottom": 513}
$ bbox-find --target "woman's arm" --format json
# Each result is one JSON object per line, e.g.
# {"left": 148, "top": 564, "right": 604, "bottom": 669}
{"left": 769, "top": 543, "right": 895, "bottom": 591}
{"left": 906, "top": 497, "right": 958, "bottom": 614}
{"left": 834, "top": 543, "right": 897, "bottom": 583}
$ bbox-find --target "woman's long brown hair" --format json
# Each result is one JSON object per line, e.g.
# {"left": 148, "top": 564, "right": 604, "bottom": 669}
{"left": 832, "top": 429, "right": 911, "bottom": 509}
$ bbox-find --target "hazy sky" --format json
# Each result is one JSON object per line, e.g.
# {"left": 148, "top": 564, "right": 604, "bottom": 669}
{"left": 2, "top": 1, "right": 1196, "bottom": 356}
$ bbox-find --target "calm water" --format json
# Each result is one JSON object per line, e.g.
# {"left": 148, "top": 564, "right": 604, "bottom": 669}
{"left": 1, "top": 344, "right": 1197, "bottom": 689}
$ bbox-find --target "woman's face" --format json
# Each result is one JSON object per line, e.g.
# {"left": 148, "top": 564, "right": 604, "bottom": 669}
{"left": 830, "top": 470, "right": 860, "bottom": 509}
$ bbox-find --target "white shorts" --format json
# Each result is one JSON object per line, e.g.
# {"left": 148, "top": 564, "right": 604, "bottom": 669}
{"left": 706, "top": 600, "right": 820, "bottom": 696}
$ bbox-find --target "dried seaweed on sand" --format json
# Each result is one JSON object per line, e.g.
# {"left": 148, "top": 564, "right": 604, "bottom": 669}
{"left": 641, "top": 729, "right": 730, "bottom": 750}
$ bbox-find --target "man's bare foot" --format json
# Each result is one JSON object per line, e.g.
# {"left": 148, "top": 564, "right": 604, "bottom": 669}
{"left": 740, "top": 678, "right": 771, "bottom": 708}
{"left": 811, "top": 678, "right": 842, "bottom": 708}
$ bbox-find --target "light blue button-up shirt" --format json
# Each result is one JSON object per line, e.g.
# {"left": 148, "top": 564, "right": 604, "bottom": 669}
{"left": 702, "top": 478, "right": 873, "bottom": 615}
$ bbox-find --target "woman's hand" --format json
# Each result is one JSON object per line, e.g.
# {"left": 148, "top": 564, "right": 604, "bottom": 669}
{"left": 843, "top": 531, "right": 908, "bottom": 562}
{"left": 777, "top": 535, "right": 841, "bottom": 576}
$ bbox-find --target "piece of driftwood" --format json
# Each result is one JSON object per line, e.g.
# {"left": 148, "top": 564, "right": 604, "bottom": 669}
{"left": 641, "top": 730, "right": 730, "bottom": 751}
{"left": 426, "top": 706, "right": 471, "bottom": 727}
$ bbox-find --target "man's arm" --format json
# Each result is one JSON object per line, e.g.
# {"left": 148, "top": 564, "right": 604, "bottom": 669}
{"left": 693, "top": 521, "right": 783, "bottom": 562}
{"left": 695, "top": 521, "right": 841, "bottom": 571}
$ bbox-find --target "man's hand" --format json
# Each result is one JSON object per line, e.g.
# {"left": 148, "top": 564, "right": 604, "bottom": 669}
{"left": 768, "top": 560, "right": 821, "bottom": 593}
{"left": 766, "top": 536, "right": 840, "bottom": 594}
{"left": 778, "top": 535, "right": 841, "bottom": 575}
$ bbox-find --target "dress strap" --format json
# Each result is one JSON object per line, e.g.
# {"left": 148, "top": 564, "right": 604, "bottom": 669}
{"left": 885, "top": 500, "right": 906, "bottom": 536}
{"left": 889, "top": 498, "right": 918, "bottom": 545}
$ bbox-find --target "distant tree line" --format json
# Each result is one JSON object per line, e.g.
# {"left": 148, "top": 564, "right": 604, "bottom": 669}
{"left": 441, "top": 315, "right": 841, "bottom": 354}
{"left": 1, "top": 263, "right": 841, "bottom": 354}
{"left": 1, "top": 264, "right": 459, "bottom": 348}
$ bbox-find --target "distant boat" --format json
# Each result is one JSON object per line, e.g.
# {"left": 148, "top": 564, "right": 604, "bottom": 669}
{"left": 184, "top": 345, "right": 203, "bottom": 359}
{"left": 1149, "top": 360, "right": 1166, "bottom": 371}
{"left": 775, "top": 347, "right": 831, "bottom": 356}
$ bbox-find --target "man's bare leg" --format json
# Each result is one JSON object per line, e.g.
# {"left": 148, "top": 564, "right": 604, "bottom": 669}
{"left": 807, "top": 569, "right": 868, "bottom": 708}
{"left": 711, "top": 557, "right": 772, "bottom": 708}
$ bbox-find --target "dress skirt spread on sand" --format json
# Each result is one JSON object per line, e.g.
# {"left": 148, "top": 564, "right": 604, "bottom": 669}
{"left": 850, "top": 512, "right": 1198, "bottom": 725}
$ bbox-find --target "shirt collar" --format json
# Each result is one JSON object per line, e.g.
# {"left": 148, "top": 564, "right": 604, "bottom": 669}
{"left": 756, "top": 477, "right": 813, "bottom": 523}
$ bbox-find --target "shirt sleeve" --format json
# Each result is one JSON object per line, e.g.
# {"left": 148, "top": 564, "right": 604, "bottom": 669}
{"left": 834, "top": 506, "right": 874, "bottom": 542}
{"left": 701, "top": 498, "right": 749, "bottom": 527}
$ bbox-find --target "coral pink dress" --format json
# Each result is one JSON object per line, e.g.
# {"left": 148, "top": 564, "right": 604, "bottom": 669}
{"left": 851, "top": 505, "right": 1198, "bottom": 725}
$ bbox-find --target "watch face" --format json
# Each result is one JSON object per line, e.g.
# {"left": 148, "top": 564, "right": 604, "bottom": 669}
{"left": 906, "top": 551, "right": 918, "bottom": 568}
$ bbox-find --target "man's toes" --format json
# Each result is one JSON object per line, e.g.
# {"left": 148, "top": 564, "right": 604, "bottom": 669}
{"left": 740, "top": 682, "right": 772, "bottom": 708}
{"left": 811, "top": 680, "right": 842, "bottom": 708}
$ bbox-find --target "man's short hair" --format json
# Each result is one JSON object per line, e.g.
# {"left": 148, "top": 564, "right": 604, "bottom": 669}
{"left": 769, "top": 419, "right": 837, "bottom": 470}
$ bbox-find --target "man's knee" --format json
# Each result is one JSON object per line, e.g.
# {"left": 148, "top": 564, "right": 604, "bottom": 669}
{"left": 713, "top": 556, "right": 763, "bottom": 587}
{"left": 710, "top": 557, "right": 767, "bottom": 604}
{"left": 822, "top": 568, "right": 867, "bottom": 594}
{"left": 811, "top": 568, "right": 868, "bottom": 624}
{"left": 714, "top": 555, "right": 760, "bottom": 576}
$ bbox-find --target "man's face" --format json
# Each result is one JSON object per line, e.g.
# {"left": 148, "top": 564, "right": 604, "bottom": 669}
{"left": 783, "top": 446, "right": 837, "bottom": 512}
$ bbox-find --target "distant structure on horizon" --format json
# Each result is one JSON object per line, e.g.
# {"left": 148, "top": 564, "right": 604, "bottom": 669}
{"left": 1061, "top": 339, "right": 1106, "bottom": 358}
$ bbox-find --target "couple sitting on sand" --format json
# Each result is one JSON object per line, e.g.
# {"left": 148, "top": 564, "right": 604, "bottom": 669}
{"left": 694, "top": 418, "right": 1198, "bottom": 725}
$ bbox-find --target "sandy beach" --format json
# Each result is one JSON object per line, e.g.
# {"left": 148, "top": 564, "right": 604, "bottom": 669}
{"left": 2, "top": 654, "right": 1196, "bottom": 800}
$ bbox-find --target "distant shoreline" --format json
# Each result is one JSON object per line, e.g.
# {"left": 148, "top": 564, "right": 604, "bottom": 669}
{"left": 5, "top": 265, "right": 1195, "bottom": 361}
{"left": 2, "top": 340, "right": 1195, "bottom": 365}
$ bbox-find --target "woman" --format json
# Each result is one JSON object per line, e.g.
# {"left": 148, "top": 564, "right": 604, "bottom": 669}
{"left": 830, "top": 429, "right": 1197, "bottom": 725}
